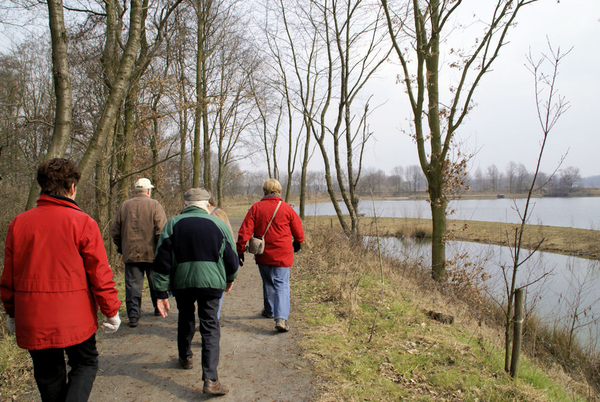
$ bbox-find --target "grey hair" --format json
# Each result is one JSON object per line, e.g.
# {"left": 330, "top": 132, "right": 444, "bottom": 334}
{"left": 185, "top": 200, "right": 210, "bottom": 211}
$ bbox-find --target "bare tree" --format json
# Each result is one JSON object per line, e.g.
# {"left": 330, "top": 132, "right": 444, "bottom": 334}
{"left": 487, "top": 164, "right": 500, "bottom": 192}
{"left": 282, "top": 0, "right": 391, "bottom": 237}
{"left": 405, "top": 164, "right": 424, "bottom": 193}
{"left": 24, "top": 0, "right": 73, "bottom": 210}
{"left": 211, "top": 28, "right": 260, "bottom": 205}
{"left": 501, "top": 42, "right": 570, "bottom": 374}
{"left": 559, "top": 166, "right": 580, "bottom": 193}
{"left": 381, "top": 0, "right": 537, "bottom": 279}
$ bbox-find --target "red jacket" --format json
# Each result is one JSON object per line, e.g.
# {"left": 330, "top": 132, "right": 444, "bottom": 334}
{"left": 1, "top": 194, "right": 120, "bottom": 350}
{"left": 236, "top": 195, "right": 304, "bottom": 267}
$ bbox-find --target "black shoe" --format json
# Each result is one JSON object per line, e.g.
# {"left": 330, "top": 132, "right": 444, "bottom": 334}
{"left": 129, "top": 317, "right": 138, "bottom": 328}
{"left": 261, "top": 309, "right": 274, "bottom": 319}
{"left": 203, "top": 379, "right": 229, "bottom": 395}
{"left": 275, "top": 318, "right": 289, "bottom": 332}
{"left": 154, "top": 308, "right": 160, "bottom": 316}
{"left": 179, "top": 357, "right": 193, "bottom": 370}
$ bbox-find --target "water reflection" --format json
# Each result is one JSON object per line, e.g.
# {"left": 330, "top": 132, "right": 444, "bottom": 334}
{"left": 366, "top": 236, "right": 600, "bottom": 350}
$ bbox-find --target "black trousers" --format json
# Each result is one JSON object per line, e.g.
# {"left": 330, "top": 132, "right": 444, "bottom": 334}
{"left": 28, "top": 334, "right": 98, "bottom": 402}
{"left": 125, "top": 262, "right": 157, "bottom": 319}
{"left": 175, "top": 289, "right": 221, "bottom": 381}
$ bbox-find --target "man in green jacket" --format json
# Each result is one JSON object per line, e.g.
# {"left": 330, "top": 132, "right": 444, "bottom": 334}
{"left": 153, "top": 188, "right": 238, "bottom": 396}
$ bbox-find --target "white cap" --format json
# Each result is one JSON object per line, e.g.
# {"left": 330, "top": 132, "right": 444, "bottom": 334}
{"left": 135, "top": 178, "right": 154, "bottom": 190}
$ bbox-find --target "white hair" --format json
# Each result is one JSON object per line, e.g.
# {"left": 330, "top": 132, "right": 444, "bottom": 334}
{"left": 185, "top": 200, "right": 210, "bottom": 211}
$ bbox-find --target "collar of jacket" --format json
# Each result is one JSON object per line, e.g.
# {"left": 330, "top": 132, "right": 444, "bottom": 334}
{"left": 181, "top": 205, "right": 209, "bottom": 214}
{"left": 37, "top": 193, "right": 81, "bottom": 210}
{"left": 261, "top": 194, "right": 282, "bottom": 201}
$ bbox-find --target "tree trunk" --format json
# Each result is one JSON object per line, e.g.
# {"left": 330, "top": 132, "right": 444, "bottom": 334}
{"left": 95, "top": 145, "right": 111, "bottom": 244}
{"left": 430, "top": 194, "right": 447, "bottom": 280}
{"left": 77, "top": 0, "right": 145, "bottom": 183}
{"left": 116, "top": 88, "right": 136, "bottom": 204}
{"left": 25, "top": 0, "right": 73, "bottom": 210}
{"left": 298, "top": 123, "right": 311, "bottom": 220}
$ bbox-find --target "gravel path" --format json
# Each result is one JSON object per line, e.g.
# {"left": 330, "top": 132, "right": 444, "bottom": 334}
{"left": 88, "top": 217, "right": 318, "bottom": 401}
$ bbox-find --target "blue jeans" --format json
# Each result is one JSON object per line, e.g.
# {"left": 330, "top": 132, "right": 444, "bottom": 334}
{"left": 258, "top": 264, "right": 290, "bottom": 320}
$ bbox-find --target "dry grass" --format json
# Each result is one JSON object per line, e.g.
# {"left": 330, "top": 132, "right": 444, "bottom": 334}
{"left": 292, "top": 225, "right": 596, "bottom": 401}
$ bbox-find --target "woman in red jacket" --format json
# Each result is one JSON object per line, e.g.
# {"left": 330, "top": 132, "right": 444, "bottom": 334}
{"left": 236, "top": 179, "right": 304, "bottom": 332}
{"left": 1, "top": 158, "right": 121, "bottom": 402}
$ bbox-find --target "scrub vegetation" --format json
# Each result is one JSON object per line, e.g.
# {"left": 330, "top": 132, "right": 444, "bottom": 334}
{"left": 291, "top": 226, "right": 599, "bottom": 401}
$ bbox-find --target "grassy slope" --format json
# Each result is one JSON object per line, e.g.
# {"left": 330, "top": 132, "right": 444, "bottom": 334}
{"left": 292, "top": 227, "right": 594, "bottom": 401}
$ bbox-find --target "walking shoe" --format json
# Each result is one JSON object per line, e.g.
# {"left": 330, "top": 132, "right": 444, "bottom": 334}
{"left": 179, "top": 357, "right": 193, "bottom": 370}
{"left": 261, "top": 309, "right": 274, "bottom": 319}
{"left": 275, "top": 318, "right": 289, "bottom": 332}
{"left": 154, "top": 308, "right": 161, "bottom": 316}
{"left": 203, "top": 379, "right": 229, "bottom": 395}
{"left": 129, "top": 317, "right": 138, "bottom": 328}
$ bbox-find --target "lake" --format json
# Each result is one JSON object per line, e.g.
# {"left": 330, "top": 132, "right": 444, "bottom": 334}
{"left": 304, "top": 197, "right": 600, "bottom": 230}
{"left": 305, "top": 196, "right": 600, "bottom": 348}
{"left": 367, "top": 236, "right": 600, "bottom": 350}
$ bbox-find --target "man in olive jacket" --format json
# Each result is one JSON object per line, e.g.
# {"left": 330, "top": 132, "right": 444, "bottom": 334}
{"left": 153, "top": 188, "right": 238, "bottom": 396}
{"left": 110, "top": 178, "right": 167, "bottom": 327}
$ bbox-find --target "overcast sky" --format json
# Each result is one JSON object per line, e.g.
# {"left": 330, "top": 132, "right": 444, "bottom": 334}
{"left": 364, "top": 1, "right": 600, "bottom": 178}
{"left": 1, "top": 1, "right": 597, "bottom": 178}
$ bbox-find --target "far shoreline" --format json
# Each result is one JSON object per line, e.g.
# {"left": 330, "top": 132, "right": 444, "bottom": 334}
{"left": 305, "top": 215, "right": 600, "bottom": 261}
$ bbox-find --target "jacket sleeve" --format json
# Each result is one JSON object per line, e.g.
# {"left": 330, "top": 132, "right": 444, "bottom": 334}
{"left": 236, "top": 205, "right": 256, "bottom": 254}
{"left": 81, "top": 219, "right": 121, "bottom": 318}
{"left": 218, "top": 221, "right": 239, "bottom": 282}
{"left": 1, "top": 220, "right": 15, "bottom": 317}
{"left": 289, "top": 207, "right": 305, "bottom": 243}
{"left": 153, "top": 222, "right": 173, "bottom": 299}
{"left": 154, "top": 202, "right": 168, "bottom": 239}
{"left": 109, "top": 206, "right": 122, "bottom": 252}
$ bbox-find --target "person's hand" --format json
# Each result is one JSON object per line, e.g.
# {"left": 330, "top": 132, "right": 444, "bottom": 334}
{"left": 225, "top": 282, "right": 234, "bottom": 292}
{"left": 293, "top": 240, "right": 302, "bottom": 253}
{"left": 238, "top": 253, "right": 244, "bottom": 267}
{"left": 157, "top": 298, "right": 170, "bottom": 318}
{"left": 102, "top": 313, "right": 121, "bottom": 333}
{"left": 6, "top": 317, "right": 15, "bottom": 335}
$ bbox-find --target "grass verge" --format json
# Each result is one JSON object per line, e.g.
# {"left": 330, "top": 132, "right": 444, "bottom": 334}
{"left": 292, "top": 226, "right": 595, "bottom": 401}
{"left": 0, "top": 265, "right": 127, "bottom": 401}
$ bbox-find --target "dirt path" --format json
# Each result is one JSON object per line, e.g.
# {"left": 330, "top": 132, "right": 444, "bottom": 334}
{"left": 88, "top": 217, "right": 318, "bottom": 401}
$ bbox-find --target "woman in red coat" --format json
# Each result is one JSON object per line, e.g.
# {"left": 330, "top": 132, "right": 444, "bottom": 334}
{"left": 236, "top": 179, "right": 304, "bottom": 332}
{"left": 1, "top": 158, "right": 121, "bottom": 402}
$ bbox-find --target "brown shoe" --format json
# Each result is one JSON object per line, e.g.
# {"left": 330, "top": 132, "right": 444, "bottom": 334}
{"left": 203, "top": 379, "right": 229, "bottom": 395}
{"left": 179, "top": 357, "right": 193, "bottom": 370}
{"left": 275, "top": 318, "right": 289, "bottom": 332}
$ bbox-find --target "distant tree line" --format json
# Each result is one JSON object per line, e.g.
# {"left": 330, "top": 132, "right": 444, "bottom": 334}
{"left": 355, "top": 163, "right": 584, "bottom": 197}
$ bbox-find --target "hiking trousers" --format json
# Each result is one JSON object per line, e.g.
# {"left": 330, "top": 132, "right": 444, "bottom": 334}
{"left": 175, "top": 289, "right": 221, "bottom": 381}
{"left": 28, "top": 334, "right": 98, "bottom": 402}
{"left": 125, "top": 262, "right": 157, "bottom": 319}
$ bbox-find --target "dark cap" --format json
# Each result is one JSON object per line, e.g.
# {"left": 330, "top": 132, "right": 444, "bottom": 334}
{"left": 184, "top": 188, "right": 210, "bottom": 201}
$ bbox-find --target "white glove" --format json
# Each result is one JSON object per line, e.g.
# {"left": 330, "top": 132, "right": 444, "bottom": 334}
{"left": 102, "top": 314, "right": 121, "bottom": 334}
{"left": 6, "top": 317, "right": 15, "bottom": 335}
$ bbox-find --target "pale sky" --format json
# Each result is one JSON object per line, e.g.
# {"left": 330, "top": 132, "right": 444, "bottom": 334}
{"left": 365, "top": 1, "right": 600, "bottom": 178}
{"left": 1, "top": 1, "right": 597, "bottom": 178}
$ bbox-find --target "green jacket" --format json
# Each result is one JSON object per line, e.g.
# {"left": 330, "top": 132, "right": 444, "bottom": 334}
{"left": 153, "top": 206, "right": 239, "bottom": 298}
